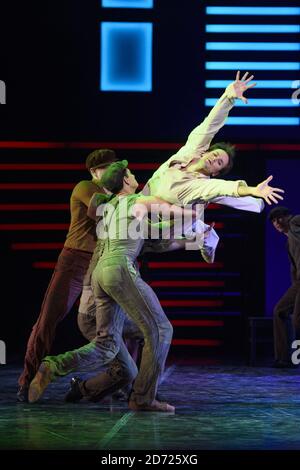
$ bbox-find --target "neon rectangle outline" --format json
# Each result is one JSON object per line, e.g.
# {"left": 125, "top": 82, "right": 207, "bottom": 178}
{"left": 226, "top": 117, "right": 299, "bottom": 125}
{"left": 206, "top": 98, "right": 299, "bottom": 107}
{"left": 206, "top": 42, "right": 300, "bottom": 51}
{"left": 205, "top": 62, "right": 300, "bottom": 70}
{"left": 206, "top": 7, "right": 300, "bottom": 15}
{"left": 206, "top": 24, "right": 300, "bottom": 33}
{"left": 205, "top": 80, "right": 295, "bottom": 89}
{"left": 102, "top": 0, "right": 153, "bottom": 8}
{"left": 101, "top": 22, "right": 153, "bottom": 92}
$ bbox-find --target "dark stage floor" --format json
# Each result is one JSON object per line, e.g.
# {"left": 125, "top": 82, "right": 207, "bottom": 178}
{"left": 1, "top": 364, "right": 300, "bottom": 450}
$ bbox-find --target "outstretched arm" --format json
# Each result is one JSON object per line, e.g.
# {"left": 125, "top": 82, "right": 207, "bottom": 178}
{"left": 167, "top": 175, "right": 283, "bottom": 207}
{"left": 225, "top": 71, "right": 256, "bottom": 104}
{"left": 237, "top": 175, "right": 284, "bottom": 205}
{"left": 167, "top": 71, "right": 257, "bottom": 166}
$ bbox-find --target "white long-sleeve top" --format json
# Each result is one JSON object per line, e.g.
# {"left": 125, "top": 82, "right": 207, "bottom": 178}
{"left": 147, "top": 165, "right": 247, "bottom": 206}
{"left": 145, "top": 92, "right": 264, "bottom": 212}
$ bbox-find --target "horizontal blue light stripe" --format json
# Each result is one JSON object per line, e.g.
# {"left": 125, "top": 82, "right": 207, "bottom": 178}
{"left": 206, "top": 80, "right": 296, "bottom": 89}
{"left": 206, "top": 7, "right": 300, "bottom": 15}
{"left": 101, "top": 22, "right": 152, "bottom": 92}
{"left": 206, "top": 42, "right": 300, "bottom": 51}
{"left": 206, "top": 62, "right": 300, "bottom": 70}
{"left": 206, "top": 24, "right": 300, "bottom": 33}
{"left": 226, "top": 117, "right": 300, "bottom": 126}
{"left": 206, "top": 99, "right": 298, "bottom": 107}
{"left": 102, "top": 0, "right": 153, "bottom": 8}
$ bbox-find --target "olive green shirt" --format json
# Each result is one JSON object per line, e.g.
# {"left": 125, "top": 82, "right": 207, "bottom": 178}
{"left": 64, "top": 180, "right": 104, "bottom": 253}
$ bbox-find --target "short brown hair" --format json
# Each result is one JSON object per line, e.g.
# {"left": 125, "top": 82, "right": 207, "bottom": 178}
{"left": 268, "top": 206, "right": 291, "bottom": 222}
{"left": 85, "top": 149, "right": 117, "bottom": 171}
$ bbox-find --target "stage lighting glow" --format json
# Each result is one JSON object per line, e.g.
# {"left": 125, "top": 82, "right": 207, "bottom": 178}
{"left": 226, "top": 117, "right": 299, "bottom": 125}
{"left": 102, "top": 0, "right": 153, "bottom": 8}
{"left": 206, "top": 25, "right": 300, "bottom": 33}
{"left": 206, "top": 99, "right": 299, "bottom": 107}
{"left": 101, "top": 22, "right": 152, "bottom": 92}
{"left": 206, "top": 7, "right": 300, "bottom": 15}
{"left": 206, "top": 81, "right": 296, "bottom": 89}
{"left": 206, "top": 62, "right": 300, "bottom": 70}
{"left": 206, "top": 43, "right": 300, "bottom": 51}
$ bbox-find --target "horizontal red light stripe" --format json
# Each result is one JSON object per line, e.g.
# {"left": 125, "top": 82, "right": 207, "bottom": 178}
{"left": 0, "top": 142, "right": 70, "bottom": 149}
{"left": 0, "top": 141, "right": 182, "bottom": 150}
{"left": 0, "top": 141, "right": 68, "bottom": 149}
{"left": 161, "top": 300, "right": 223, "bottom": 307}
{"left": 0, "top": 142, "right": 259, "bottom": 151}
{"left": 235, "top": 144, "right": 257, "bottom": 150}
{"left": 130, "top": 163, "right": 159, "bottom": 170}
{"left": 12, "top": 243, "right": 64, "bottom": 251}
{"left": 171, "top": 320, "right": 224, "bottom": 327}
{"left": 148, "top": 261, "right": 224, "bottom": 269}
{"left": 0, "top": 163, "right": 160, "bottom": 171}
{"left": 208, "top": 222, "right": 223, "bottom": 229}
{"left": 0, "top": 183, "right": 75, "bottom": 190}
{"left": 33, "top": 262, "right": 56, "bottom": 269}
{"left": 0, "top": 142, "right": 297, "bottom": 151}
{"left": 260, "top": 144, "right": 300, "bottom": 151}
{"left": 150, "top": 280, "right": 224, "bottom": 287}
{"left": 0, "top": 224, "right": 69, "bottom": 231}
{"left": 0, "top": 164, "right": 85, "bottom": 171}
{"left": 207, "top": 203, "right": 222, "bottom": 210}
{"left": 0, "top": 204, "right": 69, "bottom": 211}
{"left": 172, "top": 339, "right": 222, "bottom": 346}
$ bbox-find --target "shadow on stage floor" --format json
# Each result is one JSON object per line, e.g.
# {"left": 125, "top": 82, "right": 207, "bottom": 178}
{"left": 1, "top": 363, "right": 300, "bottom": 451}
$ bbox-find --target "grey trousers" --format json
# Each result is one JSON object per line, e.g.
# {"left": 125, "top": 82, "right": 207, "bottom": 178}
{"left": 77, "top": 244, "right": 142, "bottom": 346}
{"left": 273, "top": 281, "right": 300, "bottom": 362}
{"left": 91, "top": 255, "right": 173, "bottom": 406}
{"left": 42, "top": 249, "right": 141, "bottom": 401}
{"left": 43, "top": 306, "right": 140, "bottom": 401}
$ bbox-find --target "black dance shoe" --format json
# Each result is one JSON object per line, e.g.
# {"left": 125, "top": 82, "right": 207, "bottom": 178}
{"left": 111, "top": 389, "right": 130, "bottom": 402}
{"left": 17, "top": 386, "right": 29, "bottom": 403}
{"left": 64, "top": 377, "right": 84, "bottom": 403}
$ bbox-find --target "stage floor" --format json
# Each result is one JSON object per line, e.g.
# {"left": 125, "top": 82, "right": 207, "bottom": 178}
{"left": 1, "top": 364, "right": 300, "bottom": 450}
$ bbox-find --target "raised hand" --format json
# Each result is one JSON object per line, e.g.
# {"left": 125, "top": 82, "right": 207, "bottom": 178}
{"left": 255, "top": 175, "right": 285, "bottom": 205}
{"left": 226, "top": 71, "right": 257, "bottom": 104}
